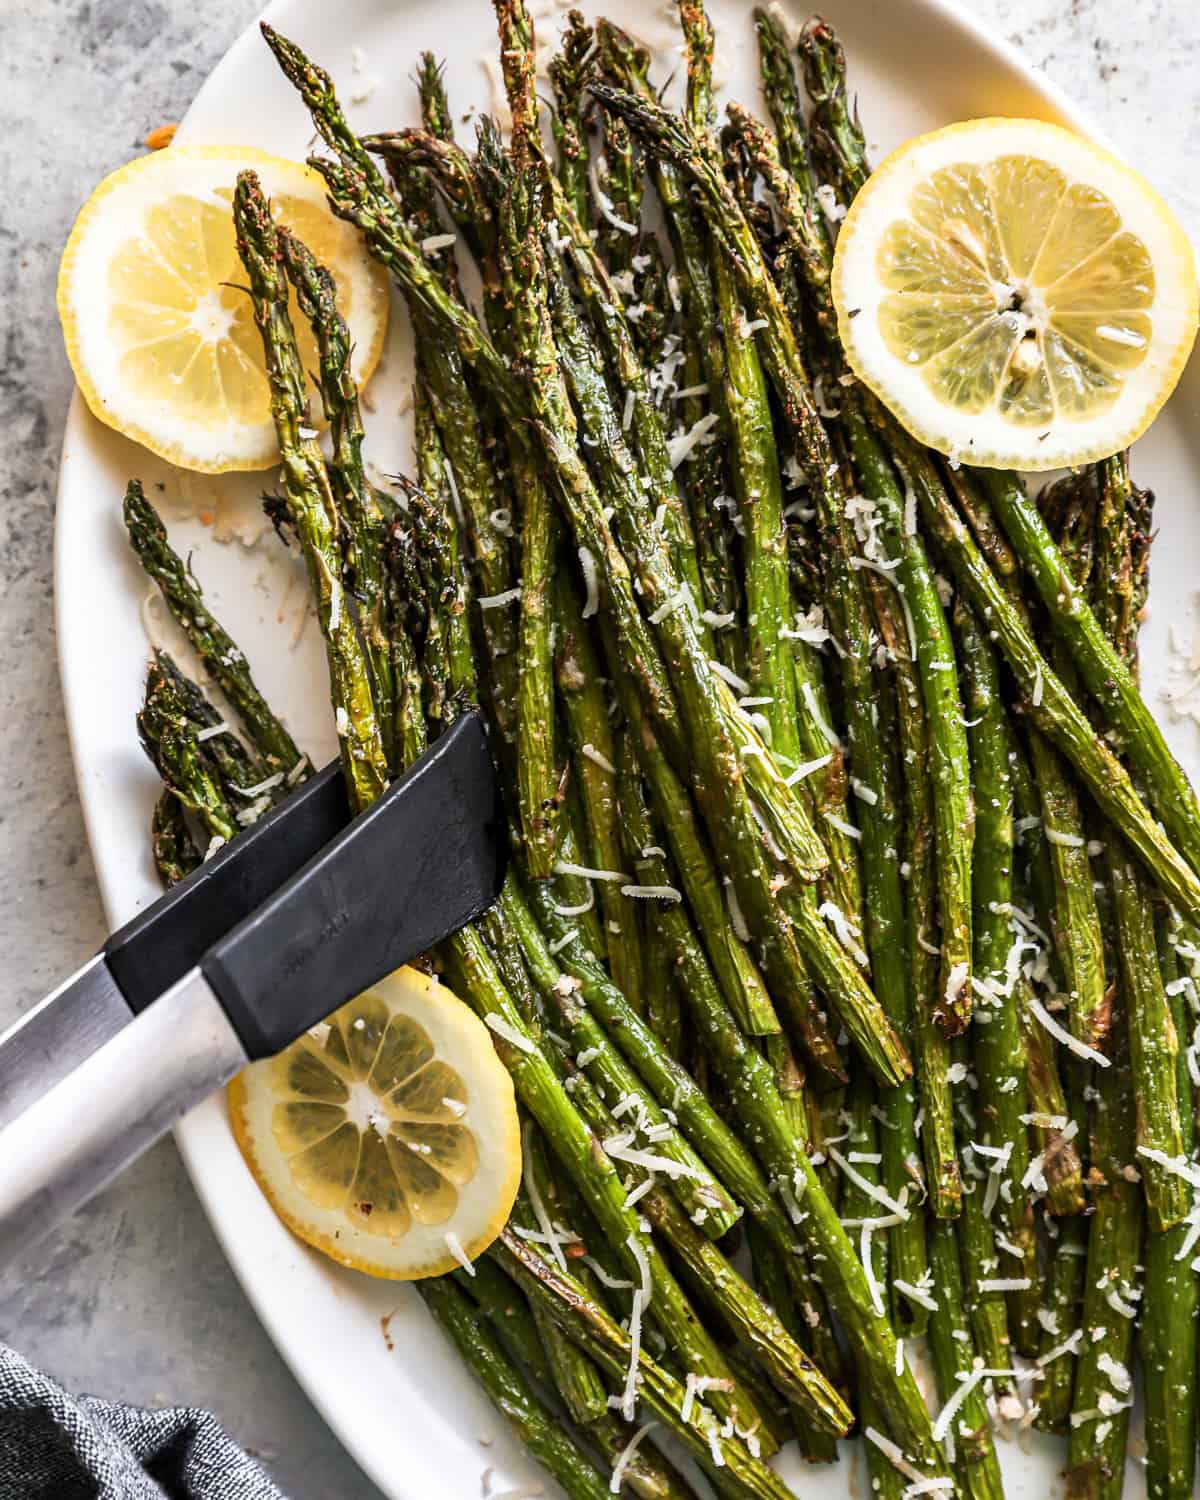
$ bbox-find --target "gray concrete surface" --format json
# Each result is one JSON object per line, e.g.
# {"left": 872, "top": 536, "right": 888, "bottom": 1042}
{"left": 0, "top": 0, "right": 1195, "bottom": 1495}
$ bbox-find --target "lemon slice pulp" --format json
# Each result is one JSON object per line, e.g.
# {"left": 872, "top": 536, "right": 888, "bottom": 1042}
{"left": 57, "top": 145, "right": 389, "bottom": 473}
{"left": 832, "top": 118, "right": 1198, "bottom": 470}
{"left": 230, "top": 967, "right": 520, "bottom": 1280}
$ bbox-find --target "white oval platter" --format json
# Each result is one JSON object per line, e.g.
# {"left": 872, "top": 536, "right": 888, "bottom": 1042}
{"left": 54, "top": 0, "right": 1200, "bottom": 1494}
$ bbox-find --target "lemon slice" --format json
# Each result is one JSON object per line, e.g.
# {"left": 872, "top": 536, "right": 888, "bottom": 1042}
{"left": 57, "top": 145, "right": 390, "bottom": 473}
{"left": 229, "top": 967, "right": 520, "bottom": 1280}
{"left": 832, "top": 118, "right": 1198, "bottom": 471}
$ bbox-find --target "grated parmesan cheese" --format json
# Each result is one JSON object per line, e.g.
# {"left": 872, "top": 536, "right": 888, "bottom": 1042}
{"left": 486, "top": 1014, "right": 535, "bottom": 1055}
{"left": 478, "top": 587, "right": 522, "bottom": 609}
{"left": 554, "top": 859, "right": 629, "bottom": 882}
{"left": 444, "top": 1231, "right": 475, "bottom": 1276}
{"left": 785, "top": 753, "right": 834, "bottom": 786}
{"left": 621, "top": 883, "right": 683, "bottom": 903}
{"left": 578, "top": 547, "right": 599, "bottom": 618}
{"left": 609, "top": 1421, "right": 657, "bottom": 1493}
{"left": 667, "top": 412, "right": 721, "bottom": 469}
{"left": 1027, "top": 991, "right": 1111, "bottom": 1067}
{"left": 1044, "top": 828, "right": 1085, "bottom": 848}
{"left": 580, "top": 742, "right": 617, "bottom": 775}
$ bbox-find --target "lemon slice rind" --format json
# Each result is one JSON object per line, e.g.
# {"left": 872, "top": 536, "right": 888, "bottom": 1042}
{"left": 229, "top": 966, "right": 520, "bottom": 1281}
{"left": 832, "top": 118, "right": 1198, "bottom": 471}
{"left": 57, "top": 144, "right": 389, "bottom": 475}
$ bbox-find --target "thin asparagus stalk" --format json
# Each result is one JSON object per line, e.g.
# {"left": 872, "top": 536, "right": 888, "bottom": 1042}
{"left": 1065, "top": 1006, "right": 1143, "bottom": 1500}
{"left": 512, "top": 485, "right": 560, "bottom": 874}
{"left": 514, "top": 1149, "right": 609, "bottom": 1427}
{"left": 408, "top": 392, "right": 478, "bottom": 724}
{"left": 1095, "top": 452, "right": 1154, "bottom": 672}
{"left": 715, "top": 255, "right": 801, "bottom": 769}
{"left": 841, "top": 1086, "right": 937, "bottom": 1499}
{"left": 978, "top": 468, "right": 1200, "bottom": 887}
{"left": 547, "top": 10, "right": 594, "bottom": 228}
{"left": 615, "top": 683, "right": 779, "bottom": 1039}
{"left": 955, "top": 602, "right": 1040, "bottom": 1351}
{"left": 947, "top": 466, "right": 1110, "bottom": 1055}
{"left": 279, "top": 228, "right": 395, "bottom": 769}
{"left": 1109, "top": 851, "right": 1188, "bottom": 1228}
{"left": 149, "top": 649, "right": 273, "bottom": 799}
{"left": 1033, "top": 1212, "right": 1089, "bottom": 1434}
{"left": 593, "top": 22, "right": 742, "bottom": 654}
{"left": 124, "top": 479, "right": 305, "bottom": 775}
{"left": 454, "top": 1256, "right": 554, "bottom": 1384}
{"left": 751, "top": 10, "right": 830, "bottom": 316}
{"left": 613, "top": 735, "right": 684, "bottom": 1054}
{"left": 955, "top": 1129, "right": 1017, "bottom": 1411}
{"left": 137, "top": 662, "right": 238, "bottom": 846}
{"left": 796, "top": 18, "right": 870, "bottom": 204}
{"left": 595, "top": 91, "right": 643, "bottom": 276}
{"left": 872, "top": 586, "right": 960, "bottom": 1219}
{"left": 1018, "top": 993, "right": 1087, "bottom": 1218}
{"left": 1082, "top": 453, "right": 1187, "bottom": 1230}
{"left": 1141, "top": 912, "right": 1199, "bottom": 1500}
{"left": 418, "top": 1277, "right": 614, "bottom": 1500}
{"left": 150, "top": 788, "right": 200, "bottom": 887}
{"left": 415, "top": 52, "right": 454, "bottom": 141}
{"left": 837, "top": 1068, "right": 890, "bottom": 1332}
{"left": 384, "top": 512, "right": 428, "bottom": 770}
{"left": 743, "top": 1222, "right": 835, "bottom": 1462}
{"left": 677, "top": 0, "right": 802, "bottom": 778}
{"left": 1030, "top": 730, "right": 1110, "bottom": 1050}
{"left": 640, "top": 1185, "right": 841, "bottom": 1434}
{"left": 924, "top": 1217, "right": 1006, "bottom": 1500}
{"left": 1005, "top": 733, "right": 1087, "bottom": 1218}
{"left": 677, "top": 342, "right": 742, "bottom": 672}
{"left": 232, "top": 174, "right": 388, "bottom": 810}
{"left": 554, "top": 573, "right": 644, "bottom": 1010}
{"left": 494, "top": 162, "right": 561, "bottom": 877}
{"left": 495, "top": 1233, "right": 799, "bottom": 1500}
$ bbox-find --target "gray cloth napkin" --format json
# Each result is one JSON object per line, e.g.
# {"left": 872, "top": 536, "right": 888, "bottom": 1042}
{"left": 0, "top": 1346, "right": 287, "bottom": 1500}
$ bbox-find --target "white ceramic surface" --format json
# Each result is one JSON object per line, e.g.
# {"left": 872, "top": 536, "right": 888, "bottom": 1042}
{"left": 53, "top": 0, "right": 1200, "bottom": 1494}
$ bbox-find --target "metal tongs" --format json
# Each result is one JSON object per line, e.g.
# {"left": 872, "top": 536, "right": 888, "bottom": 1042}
{"left": 0, "top": 712, "right": 505, "bottom": 1261}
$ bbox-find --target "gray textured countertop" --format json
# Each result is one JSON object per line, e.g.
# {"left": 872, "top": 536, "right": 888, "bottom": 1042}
{"left": 1, "top": 1, "right": 1196, "bottom": 1496}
